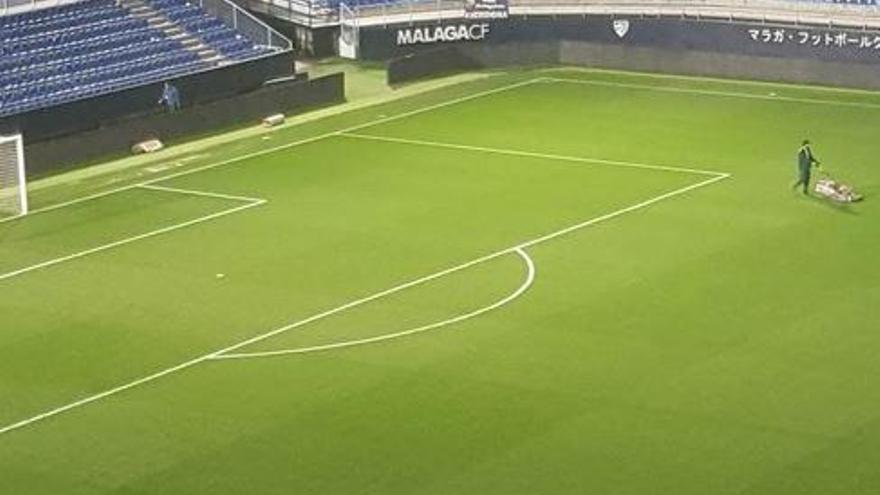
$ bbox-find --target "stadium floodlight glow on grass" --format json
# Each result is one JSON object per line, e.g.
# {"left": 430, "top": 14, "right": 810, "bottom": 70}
{"left": 0, "top": 133, "right": 28, "bottom": 217}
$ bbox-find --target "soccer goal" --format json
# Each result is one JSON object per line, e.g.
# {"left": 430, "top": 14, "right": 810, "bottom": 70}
{"left": 0, "top": 134, "right": 28, "bottom": 217}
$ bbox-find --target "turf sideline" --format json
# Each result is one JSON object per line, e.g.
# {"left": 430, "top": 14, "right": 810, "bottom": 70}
{"left": 543, "top": 76, "right": 880, "bottom": 110}
{"left": 0, "top": 173, "right": 727, "bottom": 438}
{"left": 212, "top": 248, "right": 536, "bottom": 360}
{"left": 0, "top": 78, "right": 544, "bottom": 226}
{"left": 0, "top": 185, "right": 267, "bottom": 282}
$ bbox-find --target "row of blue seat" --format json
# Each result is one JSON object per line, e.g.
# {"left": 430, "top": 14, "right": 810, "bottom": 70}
{"left": 1, "top": 51, "right": 205, "bottom": 105}
{"left": 0, "top": 0, "right": 116, "bottom": 29}
{"left": 0, "top": 0, "right": 280, "bottom": 117}
{"left": 0, "top": 4, "right": 125, "bottom": 40}
{"left": 1, "top": 57, "right": 208, "bottom": 116}
{"left": 0, "top": 26, "right": 157, "bottom": 72}
{"left": 0, "top": 0, "right": 114, "bottom": 26}
{"left": 1, "top": 14, "right": 144, "bottom": 50}
{"left": 2, "top": 38, "right": 186, "bottom": 89}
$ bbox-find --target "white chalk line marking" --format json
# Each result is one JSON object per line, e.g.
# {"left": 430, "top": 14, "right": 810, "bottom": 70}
{"left": 1, "top": 79, "right": 543, "bottom": 281}
{"left": 0, "top": 185, "right": 266, "bottom": 282}
{"left": 516, "top": 174, "right": 728, "bottom": 250}
{"left": 3, "top": 71, "right": 871, "bottom": 228}
{"left": 0, "top": 79, "right": 546, "bottom": 434}
{"left": 0, "top": 172, "right": 727, "bottom": 437}
{"left": 336, "top": 132, "right": 730, "bottom": 249}
{"left": 0, "top": 78, "right": 543, "bottom": 227}
{"left": 137, "top": 183, "right": 266, "bottom": 204}
{"left": 544, "top": 76, "right": 880, "bottom": 110}
{"left": 340, "top": 132, "right": 724, "bottom": 177}
{"left": 0, "top": 75, "right": 736, "bottom": 436}
{"left": 212, "top": 248, "right": 536, "bottom": 360}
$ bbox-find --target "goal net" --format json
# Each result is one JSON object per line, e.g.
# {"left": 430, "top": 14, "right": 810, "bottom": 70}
{"left": 0, "top": 134, "right": 28, "bottom": 218}
{"left": 338, "top": 2, "right": 359, "bottom": 59}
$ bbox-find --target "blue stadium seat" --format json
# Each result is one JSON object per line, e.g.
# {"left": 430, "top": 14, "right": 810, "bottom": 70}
{"left": 0, "top": 0, "right": 278, "bottom": 117}
{"left": 144, "top": 0, "right": 269, "bottom": 60}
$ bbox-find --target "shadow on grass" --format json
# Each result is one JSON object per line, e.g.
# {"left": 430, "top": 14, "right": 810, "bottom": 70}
{"left": 800, "top": 192, "right": 860, "bottom": 215}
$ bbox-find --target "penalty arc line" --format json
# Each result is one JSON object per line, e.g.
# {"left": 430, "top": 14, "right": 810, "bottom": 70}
{"left": 0, "top": 173, "right": 728, "bottom": 437}
{"left": 212, "top": 247, "right": 536, "bottom": 360}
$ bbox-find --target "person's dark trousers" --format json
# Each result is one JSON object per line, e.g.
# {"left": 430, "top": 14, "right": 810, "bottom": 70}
{"left": 793, "top": 168, "right": 811, "bottom": 194}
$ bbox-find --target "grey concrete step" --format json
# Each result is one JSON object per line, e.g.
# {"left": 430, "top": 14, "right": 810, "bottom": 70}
{"left": 117, "top": 0, "right": 230, "bottom": 66}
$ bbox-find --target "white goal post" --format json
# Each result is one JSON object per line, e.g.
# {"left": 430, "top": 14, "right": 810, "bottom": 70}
{"left": 338, "top": 2, "right": 359, "bottom": 60}
{"left": 0, "top": 134, "right": 28, "bottom": 217}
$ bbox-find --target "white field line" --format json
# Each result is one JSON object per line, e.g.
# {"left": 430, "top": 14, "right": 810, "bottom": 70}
{"left": 0, "top": 78, "right": 543, "bottom": 227}
{"left": 138, "top": 184, "right": 266, "bottom": 204}
{"left": 0, "top": 186, "right": 265, "bottom": 282}
{"left": 543, "top": 67, "right": 880, "bottom": 97}
{"left": 517, "top": 174, "right": 728, "bottom": 250}
{"left": 0, "top": 80, "right": 542, "bottom": 280}
{"left": 543, "top": 76, "right": 880, "bottom": 110}
{"left": 0, "top": 75, "right": 732, "bottom": 434}
{"left": 0, "top": 173, "right": 727, "bottom": 437}
{"left": 340, "top": 132, "right": 725, "bottom": 177}
{"left": 4, "top": 72, "right": 870, "bottom": 227}
{"left": 212, "top": 248, "right": 536, "bottom": 360}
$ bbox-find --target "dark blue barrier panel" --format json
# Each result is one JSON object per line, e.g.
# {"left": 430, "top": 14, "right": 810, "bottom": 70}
{"left": 0, "top": 52, "right": 295, "bottom": 144}
{"left": 363, "top": 16, "right": 880, "bottom": 65}
{"left": 23, "top": 72, "right": 344, "bottom": 175}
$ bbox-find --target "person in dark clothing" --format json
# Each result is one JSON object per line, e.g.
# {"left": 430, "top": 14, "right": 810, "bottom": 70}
{"left": 158, "top": 82, "right": 181, "bottom": 112}
{"left": 793, "top": 139, "right": 820, "bottom": 194}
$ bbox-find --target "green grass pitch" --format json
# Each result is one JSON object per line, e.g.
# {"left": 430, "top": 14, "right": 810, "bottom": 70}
{"left": 1, "top": 68, "right": 879, "bottom": 494}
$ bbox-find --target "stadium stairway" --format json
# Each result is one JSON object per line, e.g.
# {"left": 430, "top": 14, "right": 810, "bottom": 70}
{"left": 0, "top": 0, "right": 277, "bottom": 118}
{"left": 119, "top": 0, "right": 225, "bottom": 65}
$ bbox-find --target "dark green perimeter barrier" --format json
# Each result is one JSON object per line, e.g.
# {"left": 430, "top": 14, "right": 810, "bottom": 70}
{"left": 380, "top": 16, "right": 880, "bottom": 89}
{"left": 1, "top": 52, "right": 295, "bottom": 144}
{"left": 388, "top": 46, "right": 484, "bottom": 85}
{"left": 24, "top": 72, "right": 345, "bottom": 176}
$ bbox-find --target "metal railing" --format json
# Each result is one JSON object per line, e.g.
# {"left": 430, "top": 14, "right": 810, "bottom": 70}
{"left": 234, "top": 0, "right": 880, "bottom": 27}
{"left": 343, "top": 0, "right": 880, "bottom": 28}
{"left": 231, "top": 0, "right": 337, "bottom": 26}
{"left": 199, "top": 0, "right": 293, "bottom": 49}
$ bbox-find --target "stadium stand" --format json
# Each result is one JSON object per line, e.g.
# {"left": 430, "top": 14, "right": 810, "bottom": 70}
{"left": 311, "top": 0, "right": 880, "bottom": 9}
{"left": 0, "top": 0, "right": 281, "bottom": 118}
{"left": 240, "top": 0, "right": 880, "bottom": 31}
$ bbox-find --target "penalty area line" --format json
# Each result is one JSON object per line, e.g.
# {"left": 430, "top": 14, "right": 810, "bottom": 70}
{"left": 0, "top": 185, "right": 266, "bottom": 283}
{"left": 0, "top": 78, "right": 544, "bottom": 226}
{"left": 339, "top": 132, "right": 727, "bottom": 177}
{"left": 137, "top": 184, "right": 266, "bottom": 204}
{"left": 0, "top": 173, "right": 728, "bottom": 437}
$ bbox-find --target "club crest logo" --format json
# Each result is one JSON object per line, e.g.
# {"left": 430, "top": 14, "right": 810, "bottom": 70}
{"left": 612, "top": 19, "right": 630, "bottom": 38}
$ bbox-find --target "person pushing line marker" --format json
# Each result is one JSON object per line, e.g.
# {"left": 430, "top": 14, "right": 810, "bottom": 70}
{"left": 793, "top": 139, "right": 820, "bottom": 195}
